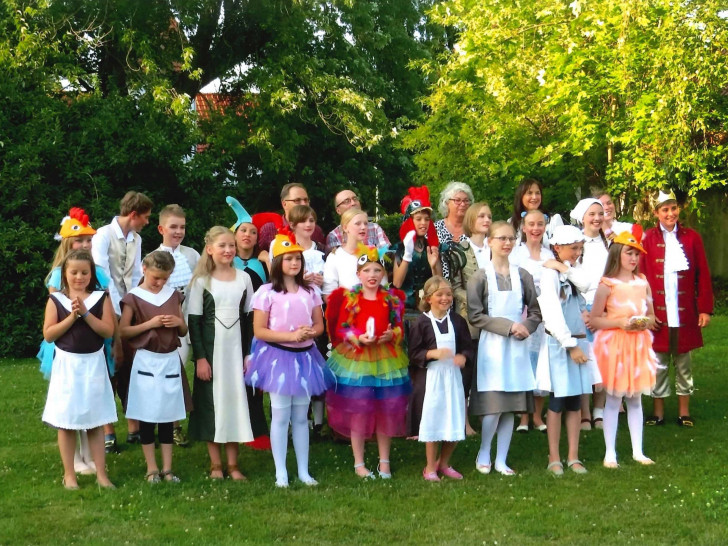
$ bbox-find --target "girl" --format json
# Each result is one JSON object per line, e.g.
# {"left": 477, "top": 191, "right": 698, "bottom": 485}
{"left": 120, "top": 251, "right": 187, "bottom": 482}
{"left": 42, "top": 249, "right": 116, "bottom": 489}
{"left": 590, "top": 230, "right": 658, "bottom": 468}
{"left": 592, "top": 189, "right": 633, "bottom": 239}
{"left": 451, "top": 201, "right": 492, "bottom": 436}
{"left": 323, "top": 208, "right": 385, "bottom": 297}
{"left": 466, "top": 222, "right": 542, "bottom": 476}
{"left": 38, "top": 208, "right": 112, "bottom": 475}
{"left": 326, "top": 245, "right": 410, "bottom": 479}
{"left": 229, "top": 196, "right": 271, "bottom": 451}
{"left": 570, "top": 198, "right": 609, "bottom": 430}
{"left": 510, "top": 179, "right": 564, "bottom": 245}
{"left": 536, "top": 226, "right": 595, "bottom": 475}
{"left": 188, "top": 226, "right": 255, "bottom": 480}
{"left": 288, "top": 205, "right": 325, "bottom": 289}
{"left": 510, "top": 209, "right": 553, "bottom": 433}
{"left": 245, "top": 233, "right": 334, "bottom": 487}
{"left": 409, "top": 277, "right": 474, "bottom": 481}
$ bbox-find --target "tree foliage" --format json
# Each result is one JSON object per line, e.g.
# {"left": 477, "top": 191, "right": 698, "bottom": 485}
{"left": 405, "top": 0, "right": 728, "bottom": 218}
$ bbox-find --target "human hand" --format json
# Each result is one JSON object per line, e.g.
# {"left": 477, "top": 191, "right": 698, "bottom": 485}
{"left": 569, "top": 346, "right": 588, "bottom": 364}
{"left": 582, "top": 310, "right": 592, "bottom": 331}
{"left": 148, "top": 315, "right": 166, "bottom": 329}
{"left": 160, "top": 314, "right": 183, "bottom": 328}
{"left": 650, "top": 316, "right": 663, "bottom": 331}
{"left": 510, "top": 322, "right": 530, "bottom": 339}
{"left": 291, "top": 326, "right": 312, "bottom": 343}
{"left": 196, "top": 358, "right": 212, "bottom": 381}
{"left": 402, "top": 230, "right": 416, "bottom": 262}
{"left": 377, "top": 324, "right": 393, "bottom": 344}
{"left": 453, "top": 354, "right": 467, "bottom": 368}
{"left": 310, "top": 272, "right": 324, "bottom": 287}
{"left": 75, "top": 297, "right": 88, "bottom": 318}
{"left": 243, "top": 354, "right": 251, "bottom": 373}
{"left": 358, "top": 332, "right": 377, "bottom": 346}
{"left": 429, "top": 348, "right": 453, "bottom": 361}
{"left": 698, "top": 313, "right": 711, "bottom": 328}
{"left": 426, "top": 246, "right": 440, "bottom": 269}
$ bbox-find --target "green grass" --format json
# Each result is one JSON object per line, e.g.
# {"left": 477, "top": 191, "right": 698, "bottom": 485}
{"left": 2, "top": 318, "right": 728, "bottom": 544}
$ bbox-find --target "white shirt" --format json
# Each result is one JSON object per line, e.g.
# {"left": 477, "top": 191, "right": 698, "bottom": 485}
{"left": 509, "top": 244, "right": 554, "bottom": 293}
{"left": 661, "top": 223, "right": 685, "bottom": 327}
{"left": 577, "top": 234, "right": 609, "bottom": 306}
{"left": 322, "top": 247, "right": 387, "bottom": 296}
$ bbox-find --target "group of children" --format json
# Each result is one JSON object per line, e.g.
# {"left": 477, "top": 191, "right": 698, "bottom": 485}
{"left": 39, "top": 185, "right": 713, "bottom": 488}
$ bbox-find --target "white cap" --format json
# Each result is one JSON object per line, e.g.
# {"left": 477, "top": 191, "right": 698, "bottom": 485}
{"left": 569, "top": 198, "right": 603, "bottom": 225}
{"left": 549, "top": 225, "right": 586, "bottom": 246}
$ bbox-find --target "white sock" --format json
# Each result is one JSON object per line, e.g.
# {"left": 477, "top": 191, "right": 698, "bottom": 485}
{"left": 477, "top": 414, "right": 500, "bottom": 466}
{"left": 494, "top": 412, "right": 514, "bottom": 472}
{"left": 312, "top": 400, "right": 325, "bottom": 426}
{"left": 603, "top": 394, "right": 622, "bottom": 463}
{"left": 592, "top": 407, "right": 604, "bottom": 420}
{"left": 270, "top": 398, "right": 292, "bottom": 485}
{"left": 625, "top": 395, "right": 646, "bottom": 459}
{"left": 291, "top": 402, "right": 313, "bottom": 482}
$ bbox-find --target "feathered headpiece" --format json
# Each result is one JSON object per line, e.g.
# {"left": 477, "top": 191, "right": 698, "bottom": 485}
{"left": 355, "top": 243, "right": 391, "bottom": 269}
{"left": 400, "top": 186, "right": 433, "bottom": 217}
{"left": 271, "top": 231, "right": 304, "bottom": 258}
{"left": 57, "top": 207, "right": 96, "bottom": 240}
{"left": 612, "top": 224, "right": 646, "bottom": 254}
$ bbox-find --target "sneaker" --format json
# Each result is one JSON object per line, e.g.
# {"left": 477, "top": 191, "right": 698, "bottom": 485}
{"left": 126, "top": 431, "right": 142, "bottom": 444}
{"left": 104, "top": 434, "right": 119, "bottom": 454}
{"left": 173, "top": 426, "right": 189, "bottom": 447}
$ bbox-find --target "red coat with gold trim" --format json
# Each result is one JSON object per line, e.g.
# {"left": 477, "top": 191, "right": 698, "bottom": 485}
{"left": 639, "top": 223, "right": 714, "bottom": 354}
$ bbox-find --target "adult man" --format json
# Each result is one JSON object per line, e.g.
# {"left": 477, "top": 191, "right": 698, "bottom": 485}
{"left": 325, "top": 189, "right": 390, "bottom": 254}
{"left": 258, "top": 183, "right": 326, "bottom": 251}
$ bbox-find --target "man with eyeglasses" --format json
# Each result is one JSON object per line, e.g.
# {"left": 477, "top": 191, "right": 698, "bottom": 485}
{"left": 325, "top": 189, "right": 390, "bottom": 254}
{"left": 258, "top": 183, "right": 327, "bottom": 251}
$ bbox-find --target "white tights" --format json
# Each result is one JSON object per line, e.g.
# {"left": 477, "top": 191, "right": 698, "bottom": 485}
{"left": 603, "top": 393, "right": 646, "bottom": 463}
{"left": 477, "top": 412, "right": 514, "bottom": 473}
{"left": 269, "top": 394, "right": 313, "bottom": 485}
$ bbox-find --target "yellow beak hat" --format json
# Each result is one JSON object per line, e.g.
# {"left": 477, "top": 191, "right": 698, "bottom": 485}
{"left": 271, "top": 231, "right": 304, "bottom": 258}
{"left": 58, "top": 207, "right": 96, "bottom": 239}
{"left": 612, "top": 229, "right": 646, "bottom": 254}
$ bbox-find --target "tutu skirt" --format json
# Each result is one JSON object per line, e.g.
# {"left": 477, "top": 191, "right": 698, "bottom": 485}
{"left": 593, "top": 328, "right": 657, "bottom": 397}
{"left": 326, "top": 343, "right": 411, "bottom": 439}
{"left": 245, "top": 339, "right": 335, "bottom": 398}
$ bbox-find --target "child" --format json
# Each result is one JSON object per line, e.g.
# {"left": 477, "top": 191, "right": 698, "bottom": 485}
{"left": 38, "top": 208, "right": 111, "bottom": 475}
{"left": 326, "top": 245, "right": 410, "bottom": 479}
{"left": 640, "top": 190, "right": 714, "bottom": 427}
{"left": 244, "top": 233, "right": 334, "bottom": 487}
{"left": 120, "top": 251, "right": 187, "bottom": 482}
{"left": 228, "top": 196, "right": 271, "bottom": 450}
{"left": 536, "top": 226, "right": 595, "bottom": 475}
{"left": 466, "top": 222, "right": 542, "bottom": 476}
{"left": 42, "top": 250, "right": 117, "bottom": 489}
{"left": 409, "top": 277, "right": 474, "bottom": 481}
{"left": 187, "top": 226, "right": 255, "bottom": 480}
{"left": 92, "top": 190, "right": 153, "bottom": 452}
{"left": 569, "top": 197, "right": 609, "bottom": 430}
{"left": 157, "top": 204, "right": 200, "bottom": 448}
{"left": 590, "top": 230, "right": 658, "bottom": 467}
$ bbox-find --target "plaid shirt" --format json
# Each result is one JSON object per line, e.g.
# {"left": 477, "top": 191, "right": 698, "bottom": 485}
{"left": 325, "top": 222, "right": 390, "bottom": 254}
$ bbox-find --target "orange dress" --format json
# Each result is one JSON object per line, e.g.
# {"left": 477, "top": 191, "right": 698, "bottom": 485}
{"left": 592, "top": 275, "right": 657, "bottom": 397}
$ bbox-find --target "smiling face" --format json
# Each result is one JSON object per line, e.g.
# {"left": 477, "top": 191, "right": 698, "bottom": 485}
{"left": 582, "top": 203, "right": 604, "bottom": 236}
{"left": 70, "top": 235, "right": 93, "bottom": 251}
{"left": 521, "top": 184, "right": 542, "bottom": 211}
{"left": 281, "top": 252, "right": 303, "bottom": 277}
{"left": 412, "top": 210, "right": 431, "bottom": 236}
{"left": 428, "top": 286, "right": 453, "bottom": 315}
{"left": 598, "top": 194, "right": 616, "bottom": 222}
{"left": 554, "top": 242, "right": 583, "bottom": 264}
{"left": 158, "top": 215, "right": 186, "bottom": 248}
{"left": 344, "top": 212, "right": 369, "bottom": 243}
{"left": 655, "top": 202, "right": 679, "bottom": 231}
{"left": 357, "top": 261, "right": 385, "bottom": 289}
{"left": 620, "top": 245, "right": 641, "bottom": 273}
{"left": 235, "top": 223, "right": 258, "bottom": 253}
{"left": 522, "top": 212, "right": 546, "bottom": 243}
{"left": 64, "top": 259, "right": 92, "bottom": 293}
{"left": 142, "top": 266, "right": 171, "bottom": 294}
{"left": 447, "top": 191, "right": 471, "bottom": 219}
{"left": 207, "top": 232, "right": 236, "bottom": 267}
{"left": 292, "top": 214, "right": 316, "bottom": 240}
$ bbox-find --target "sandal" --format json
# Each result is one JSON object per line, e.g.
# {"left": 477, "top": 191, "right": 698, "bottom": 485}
{"left": 547, "top": 461, "right": 564, "bottom": 476}
{"left": 227, "top": 464, "right": 247, "bottom": 481}
{"left": 145, "top": 470, "right": 161, "bottom": 484}
{"left": 160, "top": 470, "right": 181, "bottom": 483}
{"left": 676, "top": 416, "right": 694, "bottom": 427}
{"left": 592, "top": 418, "right": 603, "bottom": 430}
{"left": 377, "top": 459, "right": 392, "bottom": 479}
{"left": 580, "top": 418, "right": 592, "bottom": 431}
{"left": 354, "top": 462, "right": 376, "bottom": 480}
{"left": 515, "top": 424, "right": 529, "bottom": 434}
{"left": 567, "top": 459, "right": 588, "bottom": 474}
{"left": 645, "top": 415, "right": 665, "bottom": 426}
{"left": 209, "top": 462, "right": 224, "bottom": 480}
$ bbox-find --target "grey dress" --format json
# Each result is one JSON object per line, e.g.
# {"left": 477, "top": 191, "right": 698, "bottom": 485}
{"left": 466, "top": 267, "right": 542, "bottom": 416}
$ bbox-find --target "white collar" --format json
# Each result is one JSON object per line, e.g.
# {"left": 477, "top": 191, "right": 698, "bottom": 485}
{"left": 660, "top": 223, "right": 677, "bottom": 235}
{"left": 51, "top": 291, "right": 104, "bottom": 312}
{"left": 111, "top": 217, "right": 136, "bottom": 243}
{"left": 159, "top": 244, "right": 180, "bottom": 254}
{"left": 129, "top": 285, "right": 175, "bottom": 306}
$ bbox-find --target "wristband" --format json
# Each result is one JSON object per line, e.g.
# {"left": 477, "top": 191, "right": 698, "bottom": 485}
{"left": 80, "top": 311, "right": 90, "bottom": 319}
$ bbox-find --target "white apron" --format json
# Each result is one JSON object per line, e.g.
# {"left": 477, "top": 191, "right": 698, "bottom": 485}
{"left": 126, "top": 349, "right": 186, "bottom": 423}
{"left": 477, "top": 263, "right": 535, "bottom": 392}
{"left": 419, "top": 313, "right": 466, "bottom": 442}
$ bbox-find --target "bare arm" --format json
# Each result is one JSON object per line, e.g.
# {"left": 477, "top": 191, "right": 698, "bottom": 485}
{"left": 43, "top": 299, "right": 74, "bottom": 342}
{"left": 589, "top": 283, "right": 626, "bottom": 330}
{"left": 392, "top": 256, "right": 409, "bottom": 288}
{"left": 119, "top": 304, "right": 164, "bottom": 339}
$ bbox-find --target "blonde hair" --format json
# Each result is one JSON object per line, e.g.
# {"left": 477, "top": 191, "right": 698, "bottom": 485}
{"left": 489, "top": 220, "right": 514, "bottom": 238}
{"left": 46, "top": 237, "right": 77, "bottom": 285}
{"left": 463, "top": 202, "right": 491, "bottom": 237}
{"left": 190, "top": 226, "right": 234, "bottom": 286}
{"left": 419, "top": 276, "right": 452, "bottom": 312}
{"left": 159, "top": 204, "right": 186, "bottom": 225}
{"left": 340, "top": 208, "right": 367, "bottom": 230}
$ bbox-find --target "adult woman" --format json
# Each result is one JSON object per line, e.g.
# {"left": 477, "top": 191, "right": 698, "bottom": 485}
{"left": 434, "top": 181, "right": 475, "bottom": 279}
{"left": 451, "top": 201, "right": 492, "bottom": 435}
{"left": 510, "top": 178, "right": 563, "bottom": 245}
{"left": 467, "top": 222, "right": 542, "bottom": 475}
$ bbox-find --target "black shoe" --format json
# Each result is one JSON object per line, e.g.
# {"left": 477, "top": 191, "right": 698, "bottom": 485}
{"left": 105, "top": 434, "right": 120, "bottom": 454}
{"left": 676, "top": 415, "right": 694, "bottom": 427}
{"left": 127, "top": 431, "right": 142, "bottom": 444}
{"left": 645, "top": 415, "right": 665, "bottom": 426}
{"left": 311, "top": 424, "right": 325, "bottom": 443}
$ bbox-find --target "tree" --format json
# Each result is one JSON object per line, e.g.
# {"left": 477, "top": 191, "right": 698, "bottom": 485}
{"left": 404, "top": 0, "right": 728, "bottom": 218}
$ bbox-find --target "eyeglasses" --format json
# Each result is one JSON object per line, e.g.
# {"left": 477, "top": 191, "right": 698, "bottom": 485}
{"left": 336, "top": 195, "right": 360, "bottom": 208}
{"left": 284, "top": 197, "right": 310, "bottom": 205}
{"left": 491, "top": 236, "right": 517, "bottom": 243}
{"left": 449, "top": 198, "right": 471, "bottom": 206}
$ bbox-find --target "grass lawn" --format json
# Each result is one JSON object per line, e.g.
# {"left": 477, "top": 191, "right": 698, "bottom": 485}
{"left": 1, "top": 318, "right": 727, "bottom": 545}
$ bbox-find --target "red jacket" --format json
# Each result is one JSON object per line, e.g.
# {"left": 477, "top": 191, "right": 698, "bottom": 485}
{"left": 640, "top": 223, "right": 714, "bottom": 354}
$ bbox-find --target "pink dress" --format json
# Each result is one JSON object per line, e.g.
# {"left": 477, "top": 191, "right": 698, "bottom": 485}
{"left": 592, "top": 275, "right": 658, "bottom": 397}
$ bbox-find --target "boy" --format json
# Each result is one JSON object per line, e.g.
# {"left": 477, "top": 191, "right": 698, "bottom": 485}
{"left": 157, "top": 204, "right": 200, "bottom": 447}
{"left": 92, "top": 191, "right": 153, "bottom": 452}
{"left": 640, "top": 190, "right": 714, "bottom": 427}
